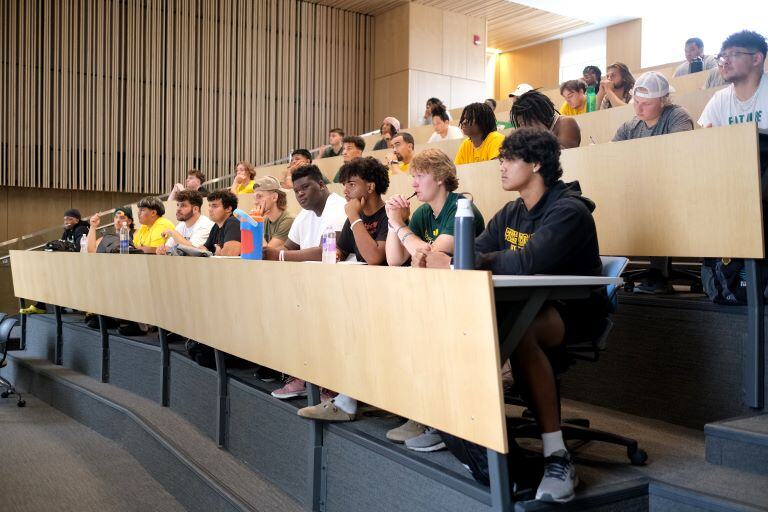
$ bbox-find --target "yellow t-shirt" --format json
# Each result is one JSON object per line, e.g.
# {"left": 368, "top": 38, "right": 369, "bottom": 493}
{"left": 398, "top": 161, "right": 410, "bottom": 173}
{"left": 133, "top": 217, "right": 176, "bottom": 248}
{"left": 454, "top": 131, "right": 505, "bottom": 165}
{"left": 235, "top": 180, "right": 255, "bottom": 194}
{"left": 560, "top": 101, "right": 587, "bottom": 116}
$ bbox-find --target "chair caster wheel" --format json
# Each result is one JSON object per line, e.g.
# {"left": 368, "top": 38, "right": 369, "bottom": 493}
{"left": 17, "top": 400, "right": 26, "bottom": 407}
{"left": 1, "top": 391, "right": 9, "bottom": 398}
{"left": 628, "top": 447, "right": 647, "bottom": 465}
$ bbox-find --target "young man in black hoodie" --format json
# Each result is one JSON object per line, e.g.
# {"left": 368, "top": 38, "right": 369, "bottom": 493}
{"left": 419, "top": 128, "right": 606, "bottom": 504}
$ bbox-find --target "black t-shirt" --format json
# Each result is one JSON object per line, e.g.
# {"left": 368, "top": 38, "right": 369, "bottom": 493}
{"left": 337, "top": 206, "right": 388, "bottom": 263}
{"left": 204, "top": 215, "right": 241, "bottom": 253}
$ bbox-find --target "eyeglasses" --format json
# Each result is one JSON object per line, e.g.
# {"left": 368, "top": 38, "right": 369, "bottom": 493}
{"left": 716, "top": 51, "right": 757, "bottom": 65}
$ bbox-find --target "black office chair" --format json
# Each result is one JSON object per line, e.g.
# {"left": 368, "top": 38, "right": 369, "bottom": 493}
{"left": 0, "top": 316, "right": 25, "bottom": 407}
{"left": 505, "top": 256, "right": 647, "bottom": 466}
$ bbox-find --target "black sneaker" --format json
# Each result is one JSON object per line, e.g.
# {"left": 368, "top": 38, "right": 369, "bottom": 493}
{"left": 117, "top": 322, "right": 148, "bottom": 337}
{"left": 535, "top": 450, "right": 578, "bottom": 503}
{"left": 633, "top": 277, "right": 674, "bottom": 294}
{"left": 254, "top": 366, "right": 281, "bottom": 382}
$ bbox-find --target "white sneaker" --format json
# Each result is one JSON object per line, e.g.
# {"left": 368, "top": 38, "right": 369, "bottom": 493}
{"left": 535, "top": 449, "right": 578, "bottom": 503}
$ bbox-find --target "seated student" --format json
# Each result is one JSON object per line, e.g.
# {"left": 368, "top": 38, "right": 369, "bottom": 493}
{"left": 485, "top": 98, "right": 497, "bottom": 111}
{"left": 699, "top": 30, "right": 767, "bottom": 130}
{"left": 169, "top": 169, "right": 209, "bottom": 201}
{"left": 386, "top": 132, "right": 415, "bottom": 174}
{"left": 427, "top": 105, "right": 464, "bottom": 143}
{"left": 321, "top": 128, "right": 345, "bottom": 158}
{"left": 704, "top": 64, "right": 729, "bottom": 89}
{"left": 156, "top": 190, "right": 214, "bottom": 254}
{"left": 420, "top": 97, "right": 447, "bottom": 125}
{"left": 454, "top": 103, "right": 505, "bottom": 165}
{"left": 373, "top": 117, "right": 400, "bottom": 150}
{"left": 613, "top": 71, "right": 694, "bottom": 295}
{"left": 582, "top": 65, "right": 602, "bottom": 92}
{"left": 559, "top": 80, "right": 588, "bottom": 116}
{"left": 511, "top": 91, "right": 581, "bottom": 149}
{"left": 264, "top": 165, "right": 346, "bottom": 399}
{"left": 419, "top": 128, "right": 607, "bottom": 504}
{"left": 200, "top": 190, "right": 241, "bottom": 256}
{"left": 20, "top": 208, "right": 90, "bottom": 315}
{"left": 383, "top": 148, "right": 484, "bottom": 452}
{"left": 296, "top": 157, "right": 390, "bottom": 422}
{"left": 332, "top": 135, "right": 366, "bottom": 182}
{"left": 508, "top": 83, "right": 533, "bottom": 108}
{"left": 230, "top": 161, "right": 257, "bottom": 195}
{"left": 597, "top": 62, "right": 635, "bottom": 109}
{"left": 85, "top": 207, "right": 135, "bottom": 254}
{"left": 249, "top": 176, "right": 294, "bottom": 248}
{"left": 280, "top": 149, "right": 313, "bottom": 189}
{"left": 673, "top": 37, "right": 718, "bottom": 77}
{"left": 133, "top": 197, "right": 176, "bottom": 253}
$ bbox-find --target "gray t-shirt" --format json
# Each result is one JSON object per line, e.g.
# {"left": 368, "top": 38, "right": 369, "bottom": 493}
{"left": 612, "top": 104, "right": 694, "bottom": 141}
{"left": 704, "top": 66, "right": 728, "bottom": 89}
{"left": 673, "top": 55, "right": 717, "bottom": 77}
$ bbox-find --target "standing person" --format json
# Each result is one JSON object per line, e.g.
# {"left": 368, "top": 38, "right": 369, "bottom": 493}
{"left": 427, "top": 105, "right": 464, "bottom": 143}
{"left": 249, "top": 176, "right": 294, "bottom": 249}
{"left": 295, "top": 156, "right": 390, "bottom": 422}
{"left": 321, "top": 128, "right": 345, "bottom": 158}
{"left": 202, "top": 190, "right": 241, "bottom": 256}
{"left": 559, "top": 80, "right": 588, "bottom": 116}
{"left": 169, "top": 169, "right": 209, "bottom": 200}
{"left": 597, "top": 62, "right": 635, "bottom": 109}
{"left": 384, "top": 148, "right": 485, "bottom": 450}
{"left": 454, "top": 103, "right": 505, "bottom": 165}
{"left": 156, "top": 190, "right": 214, "bottom": 254}
{"left": 419, "top": 129, "right": 608, "bottom": 503}
{"left": 673, "top": 37, "right": 718, "bottom": 77}
{"left": 582, "top": 65, "right": 602, "bottom": 91}
{"left": 133, "top": 197, "right": 176, "bottom": 253}
{"left": 373, "top": 117, "right": 400, "bottom": 150}
{"left": 511, "top": 91, "right": 581, "bottom": 149}
{"left": 230, "top": 161, "right": 257, "bottom": 195}
{"left": 699, "top": 30, "right": 768, "bottom": 130}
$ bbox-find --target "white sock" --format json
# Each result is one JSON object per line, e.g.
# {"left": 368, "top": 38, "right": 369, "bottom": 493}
{"left": 332, "top": 394, "right": 357, "bottom": 414}
{"left": 541, "top": 431, "right": 566, "bottom": 457}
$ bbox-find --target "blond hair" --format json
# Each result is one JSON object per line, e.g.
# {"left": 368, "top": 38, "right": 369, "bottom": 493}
{"left": 410, "top": 148, "right": 458, "bottom": 191}
{"left": 236, "top": 160, "right": 256, "bottom": 179}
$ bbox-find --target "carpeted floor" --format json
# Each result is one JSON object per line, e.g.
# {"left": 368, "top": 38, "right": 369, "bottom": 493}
{"left": 0, "top": 394, "right": 185, "bottom": 512}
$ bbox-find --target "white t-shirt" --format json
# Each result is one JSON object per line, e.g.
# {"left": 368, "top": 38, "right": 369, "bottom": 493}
{"left": 165, "top": 215, "right": 215, "bottom": 248}
{"left": 698, "top": 72, "right": 768, "bottom": 129}
{"left": 288, "top": 193, "right": 347, "bottom": 249}
{"left": 427, "top": 125, "right": 464, "bottom": 143}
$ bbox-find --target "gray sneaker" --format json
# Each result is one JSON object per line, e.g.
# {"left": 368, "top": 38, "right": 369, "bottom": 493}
{"left": 404, "top": 427, "right": 446, "bottom": 452}
{"left": 536, "top": 450, "right": 578, "bottom": 503}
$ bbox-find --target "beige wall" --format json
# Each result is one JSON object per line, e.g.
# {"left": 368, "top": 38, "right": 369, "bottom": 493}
{"left": 373, "top": 3, "right": 486, "bottom": 128}
{"left": 496, "top": 40, "right": 561, "bottom": 98}
{"left": 607, "top": 19, "right": 642, "bottom": 71}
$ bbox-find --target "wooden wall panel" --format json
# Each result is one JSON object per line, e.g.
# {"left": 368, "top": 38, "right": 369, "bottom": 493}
{"left": 0, "top": 189, "right": 7, "bottom": 243}
{"left": 1, "top": 0, "right": 374, "bottom": 195}
{"left": 497, "top": 39, "right": 561, "bottom": 95}
{"left": 466, "top": 15, "right": 487, "bottom": 82}
{"left": 442, "top": 11, "right": 468, "bottom": 78}
{"left": 373, "top": 71, "right": 410, "bottom": 130}
{"left": 373, "top": 3, "right": 410, "bottom": 79}
{"left": 408, "top": 3, "right": 444, "bottom": 75}
{"left": 449, "top": 77, "right": 485, "bottom": 113}
{"left": 607, "top": 19, "right": 642, "bottom": 71}
{"left": 408, "top": 71, "right": 452, "bottom": 128}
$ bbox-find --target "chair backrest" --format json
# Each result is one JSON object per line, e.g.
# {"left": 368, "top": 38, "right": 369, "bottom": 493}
{"left": 600, "top": 256, "right": 628, "bottom": 302}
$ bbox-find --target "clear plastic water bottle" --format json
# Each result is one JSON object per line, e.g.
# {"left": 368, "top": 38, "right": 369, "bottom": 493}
{"left": 79, "top": 234, "right": 87, "bottom": 253}
{"left": 119, "top": 221, "right": 130, "bottom": 254}
{"left": 454, "top": 198, "right": 475, "bottom": 270}
{"left": 321, "top": 226, "right": 336, "bottom": 264}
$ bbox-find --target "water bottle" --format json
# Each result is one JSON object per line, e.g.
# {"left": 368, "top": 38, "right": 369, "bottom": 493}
{"left": 321, "top": 226, "right": 336, "bottom": 264}
{"left": 119, "top": 221, "right": 130, "bottom": 254}
{"left": 454, "top": 198, "right": 475, "bottom": 270}
{"left": 586, "top": 85, "right": 597, "bottom": 113}
{"left": 79, "top": 234, "right": 87, "bottom": 253}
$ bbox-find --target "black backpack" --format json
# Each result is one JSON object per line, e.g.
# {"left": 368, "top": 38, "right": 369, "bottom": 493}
{"left": 701, "top": 258, "right": 768, "bottom": 305}
{"left": 43, "top": 240, "right": 77, "bottom": 252}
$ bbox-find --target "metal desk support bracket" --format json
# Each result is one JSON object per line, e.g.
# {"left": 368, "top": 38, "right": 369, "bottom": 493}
{"left": 159, "top": 329, "right": 170, "bottom": 407}
{"left": 214, "top": 349, "right": 229, "bottom": 449}
{"left": 98, "top": 315, "right": 110, "bottom": 383}
{"left": 54, "top": 305, "right": 63, "bottom": 365}
{"left": 744, "top": 259, "right": 765, "bottom": 409}
{"left": 307, "top": 383, "right": 327, "bottom": 511}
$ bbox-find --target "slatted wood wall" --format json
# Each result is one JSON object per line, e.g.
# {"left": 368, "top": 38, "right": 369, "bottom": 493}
{"left": 0, "top": 0, "right": 373, "bottom": 194}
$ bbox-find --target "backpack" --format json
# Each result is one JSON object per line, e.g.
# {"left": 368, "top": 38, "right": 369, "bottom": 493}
{"left": 701, "top": 258, "right": 768, "bottom": 305}
{"left": 43, "top": 240, "right": 77, "bottom": 252}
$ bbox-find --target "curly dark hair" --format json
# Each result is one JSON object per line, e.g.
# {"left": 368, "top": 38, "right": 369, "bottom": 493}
{"left": 291, "top": 149, "right": 313, "bottom": 162}
{"left": 499, "top": 128, "right": 563, "bottom": 187}
{"left": 174, "top": 189, "right": 204, "bottom": 208}
{"left": 337, "top": 157, "right": 390, "bottom": 195}
{"left": 721, "top": 30, "right": 767, "bottom": 57}
{"left": 207, "top": 190, "right": 238, "bottom": 212}
{"left": 291, "top": 164, "right": 325, "bottom": 185}
{"left": 459, "top": 102, "right": 497, "bottom": 140}
{"left": 342, "top": 135, "right": 366, "bottom": 151}
{"left": 510, "top": 91, "right": 557, "bottom": 129}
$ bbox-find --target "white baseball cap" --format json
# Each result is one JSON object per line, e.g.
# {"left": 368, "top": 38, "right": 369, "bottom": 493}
{"left": 632, "top": 71, "right": 675, "bottom": 99}
{"left": 508, "top": 83, "right": 534, "bottom": 97}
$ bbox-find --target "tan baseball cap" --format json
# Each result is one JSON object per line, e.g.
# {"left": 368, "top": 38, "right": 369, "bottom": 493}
{"left": 253, "top": 175, "right": 281, "bottom": 192}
